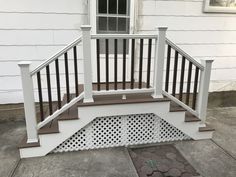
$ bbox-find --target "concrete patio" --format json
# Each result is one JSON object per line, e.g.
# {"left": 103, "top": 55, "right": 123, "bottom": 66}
{"left": 0, "top": 107, "right": 236, "bottom": 177}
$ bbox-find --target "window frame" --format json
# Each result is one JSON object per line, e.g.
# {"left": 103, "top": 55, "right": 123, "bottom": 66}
{"left": 96, "top": 0, "right": 130, "bottom": 34}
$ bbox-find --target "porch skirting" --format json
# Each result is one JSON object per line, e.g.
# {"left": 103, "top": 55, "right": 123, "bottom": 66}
{"left": 53, "top": 113, "right": 191, "bottom": 153}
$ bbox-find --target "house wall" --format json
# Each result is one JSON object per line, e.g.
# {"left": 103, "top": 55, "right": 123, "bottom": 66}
{"left": 0, "top": 0, "right": 88, "bottom": 103}
{"left": 0, "top": 0, "right": 236, "bottom": 103}
{"left": 137, "top": 0, "right": 236, "bottom": 93}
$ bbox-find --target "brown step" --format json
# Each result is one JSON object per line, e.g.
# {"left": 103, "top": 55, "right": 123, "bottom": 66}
{"left": 185, "top": 111, "right": 201, "bottom": 122}
{"left": 199, "top": 125, "right": 215, "bottom": 132}
{"left": 169, "top": 101, "right": 185, "bottom": 112}
{"left": 18, "top": 136, "right": 40, "bottom": 149}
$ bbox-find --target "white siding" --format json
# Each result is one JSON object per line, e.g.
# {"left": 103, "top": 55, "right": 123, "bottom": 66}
{"left": 0, "top": 0, "right": 88, "bottom": 103}
{"left": 137, "top": 0, "right": 236, "bottom": 92}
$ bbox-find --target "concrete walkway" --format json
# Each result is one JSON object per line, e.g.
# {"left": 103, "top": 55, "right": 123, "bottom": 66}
{"left": 0, "top": 107, "right": 236, "bottom": 177}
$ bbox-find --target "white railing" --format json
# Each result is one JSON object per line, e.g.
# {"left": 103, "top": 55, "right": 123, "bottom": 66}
{"left": 18, "top": 25, "right": 213, "bottom": 144}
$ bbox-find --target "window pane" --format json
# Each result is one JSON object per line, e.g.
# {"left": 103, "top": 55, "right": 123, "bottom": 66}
{"left": 98, "top": 0, "right": 107, "bottom": 13}
{"left": 118, "top": 0, "right": 127, "bottom": 14}
{"left": 98, "top": 17, "right": 107, "bottom": 31}
{"left": 118, "top": 18, "right": 127, "bottom": 31}
{"left": 109, "top": 0, "right": 117, "bottom": 14}
{"left": 108, "top": 17, "right": 117, "bottom": 31}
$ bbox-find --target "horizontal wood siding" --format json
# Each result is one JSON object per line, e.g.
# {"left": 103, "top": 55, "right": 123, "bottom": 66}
{"left": 138, "top": 0, "right": 236, "bottom": 93}
{"left": 0, "top": 0, "right": 88, "bottom": 103}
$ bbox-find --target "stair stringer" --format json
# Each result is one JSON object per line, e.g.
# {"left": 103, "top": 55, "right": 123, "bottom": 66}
{"left": 19, "top": 101, "right": 212, "bottom": 158}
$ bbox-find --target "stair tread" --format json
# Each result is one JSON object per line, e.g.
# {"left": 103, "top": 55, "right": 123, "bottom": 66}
{"left": 77, "top": 93, "right": 170, "bottom": 107}
{"left": 185, "top": 111, "right": 201, "bottom": 122}
{"left": 199, "top": 125, "right": 215, "bottom": 132}
{"left": 169, "top": 101, "right": 185, "bottom": 112}
{"left": 18, "top": 136, "right": 40, "bottom": 148}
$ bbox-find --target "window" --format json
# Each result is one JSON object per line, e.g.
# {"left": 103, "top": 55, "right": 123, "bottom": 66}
{"left": 97, "top": 0, "right": 130, "bottom": 34}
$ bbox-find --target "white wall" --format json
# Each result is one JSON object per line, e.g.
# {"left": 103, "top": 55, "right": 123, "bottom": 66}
{"left": 137, "top": 0, "right": 236, "bottom": 92}
{"left": 1, "top": 0, "right": 236, "bottom": 104}
{"left": 0, "top": 0, "right": 88, "bottom": 103}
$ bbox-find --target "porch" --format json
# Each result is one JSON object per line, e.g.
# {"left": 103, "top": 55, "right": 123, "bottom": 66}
{"left": 18, "top": 26, "right": 214, "bottom": 158}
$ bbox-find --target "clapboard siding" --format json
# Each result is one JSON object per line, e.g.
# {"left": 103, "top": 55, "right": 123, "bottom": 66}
{"left": 0, "top": 30, "right": 81, "bottom": 45}
{"left": 137, "top": 0, "right": 236, "bottom": 93}
{"left": 0, "top": 0, "right": 87, "bottom": 13}
{"left": 0, "top": 0, "right": 88, "bottom": 103}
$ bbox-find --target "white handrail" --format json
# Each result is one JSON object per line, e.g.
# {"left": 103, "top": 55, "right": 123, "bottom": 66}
{"left": 37, "top": 92, "right": 84, "bottom": 129}
{"left": 91, "top": 34, "right": 158, "bottom": 39}
{"left": 166, "top": 38, "right": 204, "bottom": 71}
{"left": 31, "top": 36, "right": 82, "bottom": 76}
{"left": 162, "top": 91, "right": 198, "bottom": 117}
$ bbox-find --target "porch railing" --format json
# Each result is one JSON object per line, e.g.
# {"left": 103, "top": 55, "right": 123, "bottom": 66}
{"left": 18, "top": 25, "right": 213, "bottom": 144}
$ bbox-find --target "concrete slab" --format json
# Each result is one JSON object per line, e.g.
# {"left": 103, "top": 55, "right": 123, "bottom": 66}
{"left": 175, "top": 140, "right": 236, "bottom": 177}
{"left": 207, "top": 107, "right": 236, "bottom": 158}
{"left": 0, "top": 121, "right": 25, "bottom": 177}
{"left": 12, "top": 148, "right": 139, "bottom": 177}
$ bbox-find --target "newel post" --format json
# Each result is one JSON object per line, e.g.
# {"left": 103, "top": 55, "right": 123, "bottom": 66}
{"left": 18, "top": 61, "right": 38, "bottom": 143}
{"left": 81, "top": 25, "right": 94, "bottom": 103}
{"left": 196, "top": 59, "right": 214, "bottom": 125}
{"left": 152, "top": 27, "right": 168, "bottom": 98}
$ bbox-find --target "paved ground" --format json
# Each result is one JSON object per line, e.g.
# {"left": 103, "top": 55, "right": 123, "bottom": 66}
{"left": 0, "top": 107, "right": 236, "bottom": 177}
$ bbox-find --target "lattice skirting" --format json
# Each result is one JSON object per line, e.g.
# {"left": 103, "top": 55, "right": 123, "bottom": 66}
{"left": 53, "top": 113, "right": 191, "bottom": 153}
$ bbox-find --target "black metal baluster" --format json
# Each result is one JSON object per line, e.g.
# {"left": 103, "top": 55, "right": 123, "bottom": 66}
{"left": 114, "top": 39, "right": 118, "bottom": 90}
{"left": 192, "top": 67, "right": 199, "bottom": 109}
{"left": 46, "top": 65, "right": 53, "bottom": 115}
{"left": 139, "top": 39, "right": 144, "bottom": 89}
{"left": 146, "top": 39, "right": 152, "bottom": 88}
{"left": 130, "top": 39, "right": 135, "bottom": 89}
{"left": 64, "top": 52, "right": 70, "bottom": 103}
{"left": 73, "top": 46, "right": 79, "bottom": 96}
{"left": 96, "top": 39, "right": 101, "bottom": 91}
{"left": 105, "top": 39, "right": 109, "bottom": 90}
{"left": 165, "top": 45, "right": 171, "bottom": 92}
{"left": 37, "top": 71, "right": 44, "bottom": 121}
{"left": 186, "top": 61, "right": 193, "bottom": 105}
{"left": 55, "top": 59, "right": 61, "bottom": 109}
{"left": 123, "top": 39, "right": 126, "bottom": 89}
{"left": 179, "top": 56, "right": 186, "bottom": 101}
{"left": 172, "top": 51, "right": 179, "bottom": 96}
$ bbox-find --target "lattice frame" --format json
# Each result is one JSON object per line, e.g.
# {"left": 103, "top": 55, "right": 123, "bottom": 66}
{"left": 53, "top": 113, "right": 191, "bottom": 153}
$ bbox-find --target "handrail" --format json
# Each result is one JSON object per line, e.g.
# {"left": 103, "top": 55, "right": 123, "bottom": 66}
{"left": 31, "top": 36, "right": 82, "bottom": 76}
{"left": 37, "top": 92, "right": 84, "bottom": 129}
{"left": 166, "top": 38, "right": 204, "bottom": 71}
{"left": 91, "top": 34, "right": 158, "bottom": 39}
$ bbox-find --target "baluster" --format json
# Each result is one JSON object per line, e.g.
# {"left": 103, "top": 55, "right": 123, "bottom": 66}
{"left": 64, "top": 52, "right": 70, "bottom": 103}
{"left": 179, "top": 56, "right": 186, "bottom": 101}
{"left": 73, "top": 46, "right": 79, "bottom": 96}
{"left": 105, "top": 39, "right": 109, "bottom": 90}
{"left": 37, "top": 71, "right": 44, "bottom": 121}
{"left": 55, "top": 59, "right": 61, "bottom": 109}
{"left": 123, "top": 39, "right": 126, "bottom": 89}
{"left": 96, "top": 39, "right": 101, "bottom": 91}
{"left": 165, "top": 45, "right": 171, "bottom": 92}
{"left": 186, "top": 61, "right": 193, "bottom": 105}
{"left": 146, "top": 39, "right": 152, "bottom": 88}
{"left": 192, "top": 67, "right": 199, "bottom": 109}
{"left": 46, "top": 65, "right": 52, "bottom": 115}
{"left": 130, "top": 39, "right": 135, "bottom": 89}
{"left": 114, "top": 39, "right": 118, "bottom": 90}
{"left": 172, "top": 51, "right": 179, "bottom": 96}
{"left": 139, "top": 39, "right": 144, "bottom": 89}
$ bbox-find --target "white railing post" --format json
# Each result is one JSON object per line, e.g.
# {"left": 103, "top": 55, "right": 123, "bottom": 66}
{"left": 81, "top": 25, "right": 94, "bottom": 103}
{"left": 196, "top": 59, "right": 214, "bottom": 125}
{"left": 18, "top": 61, "right": 38, "bottom": 143}
{"left": 152, "top": 27, "right": 168, "bottom": 98}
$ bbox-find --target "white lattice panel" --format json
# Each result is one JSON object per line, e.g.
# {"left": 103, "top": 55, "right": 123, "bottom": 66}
{"left": 53, "top": 114, "right": 191, "bottom": 153}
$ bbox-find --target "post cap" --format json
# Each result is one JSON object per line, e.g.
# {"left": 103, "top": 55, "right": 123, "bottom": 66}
{"left": 201, "top": 59, "right": 214, "bottom": 63}
{"left": 81, "top": 25, "right": 92, "bottom": 31}
{"left": 18, "top": 61, "right": 32, "bottom": 66}
{"left": 156, "top": 26, "right": 168, "bottom": 31}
